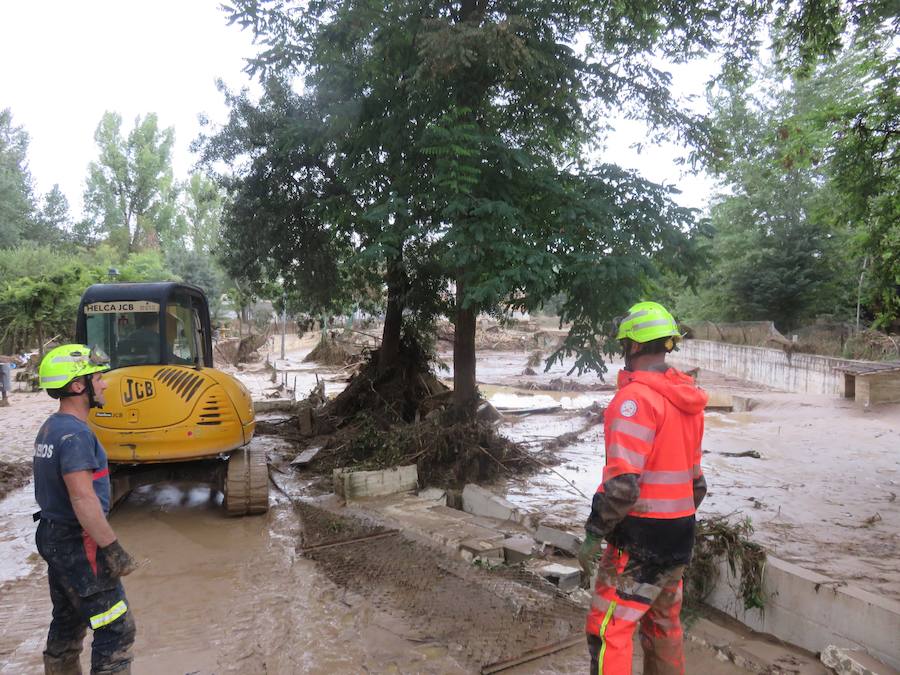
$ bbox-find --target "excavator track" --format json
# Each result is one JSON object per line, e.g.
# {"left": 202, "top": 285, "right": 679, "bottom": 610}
{"left": 224, "top": 443, "right": 269, "bottom": 516}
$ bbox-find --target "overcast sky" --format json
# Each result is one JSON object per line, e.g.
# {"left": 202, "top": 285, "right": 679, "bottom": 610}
{"left": 1, "top": 1, "right": 715, "bottom": 219}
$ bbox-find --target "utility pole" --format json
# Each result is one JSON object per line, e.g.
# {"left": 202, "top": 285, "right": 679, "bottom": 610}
{"left": 280, "top": 293, "right": 287, "bottom": 361}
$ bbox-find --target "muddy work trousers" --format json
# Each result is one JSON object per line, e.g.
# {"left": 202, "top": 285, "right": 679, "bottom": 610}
{"left": 36, "top": 519, "right": 135, "bottom": 674}
{"left": 586, "top": 545, "right": 685, "bottom": 675}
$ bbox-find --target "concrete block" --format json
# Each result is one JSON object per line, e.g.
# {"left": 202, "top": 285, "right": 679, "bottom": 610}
{"left": 291, "top": 445, "right": 322, "bottom": 467}
{"left": 821, "top": 645, "right": 899, "bottom": 675}
{"left": 253, "top": 398, "right": 295, "bottom": 413}
{"left": 534, "top": 523, "right": 581, "bottom": 556}
{"left": 333, "top": 465, "right": 418, "bottom": 500}
{"left": 417, "top": 487, "right": 446, "bottom": 504}
{"left": 705, "top": 555, "right": 900, "bottom": 671}
{"left": 459, "top": 536, "right": 505, "bottom": 564}
{"left": 502, "top": 536, "right": 535, "bottom": 564}
{"left": 461, "top": 484, "right": 528, "bottom": 524}
{"left": 536, "top": 563, "right": 581, "bottom": 592}
{"left": 297, "top": 406, "right": 315, "bottom": 435}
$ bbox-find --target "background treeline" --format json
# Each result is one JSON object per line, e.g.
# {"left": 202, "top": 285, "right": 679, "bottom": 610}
{"left": 667, "top": 33, "right": 898, "bottom": 334}
{"left": 0, "top": 111, "right": 239, "bottom": 353}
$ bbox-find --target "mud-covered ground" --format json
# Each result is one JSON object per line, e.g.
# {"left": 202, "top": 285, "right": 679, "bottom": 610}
{"left": 0, "top": 331, "right": 893, "bottom": 672}
{"left": 487, "top": 357, "right": 900, "bottom": 602}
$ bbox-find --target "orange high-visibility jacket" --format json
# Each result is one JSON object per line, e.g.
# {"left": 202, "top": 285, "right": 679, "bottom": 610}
{"left": 599, "top": 368, "right": 707, "bottom": 519}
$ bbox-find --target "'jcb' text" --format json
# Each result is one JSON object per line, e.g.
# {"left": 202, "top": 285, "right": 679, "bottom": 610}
{"left": 122, "top": 378, "right": 155, "bottom": 406}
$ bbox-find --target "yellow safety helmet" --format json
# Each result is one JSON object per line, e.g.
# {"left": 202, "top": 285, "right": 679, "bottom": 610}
{"left": 39, "top": 344, "right": 110, "bottom": 390}
{"left": 615, "top": 302, "right": 680, "bottom": 344}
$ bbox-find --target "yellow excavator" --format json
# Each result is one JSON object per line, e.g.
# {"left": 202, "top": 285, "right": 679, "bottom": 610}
{"left": 75, "top": 282, "right": 268, "bottom": 516}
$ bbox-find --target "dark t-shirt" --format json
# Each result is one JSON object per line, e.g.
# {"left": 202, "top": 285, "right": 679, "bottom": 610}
{"left": 33, "top": 413, "right": 111, "bottom": 525}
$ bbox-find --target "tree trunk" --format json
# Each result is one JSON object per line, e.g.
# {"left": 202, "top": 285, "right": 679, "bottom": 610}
{"left": 36, "top": 323, "right": 45, "bottom": 359}
{"left": 453, "top": 279, "right": 478, "bottom": 413}
{"left": 378, "top": 260, "right": 405, "bottom": 373}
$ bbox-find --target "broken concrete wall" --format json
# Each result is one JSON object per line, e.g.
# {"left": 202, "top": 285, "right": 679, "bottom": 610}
{"left": 855, "top": 372, "right": 900, "bottom": 407}
{"left": 671, "top": 339, "right": 871, "bottom": 396}
{"left": 706, "top": 555, "right": 900, "bottom": 670}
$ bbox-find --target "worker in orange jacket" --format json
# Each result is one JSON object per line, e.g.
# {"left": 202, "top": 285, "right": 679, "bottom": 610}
{"left": 579, "top": 301, "right": 708, "bottom": 675}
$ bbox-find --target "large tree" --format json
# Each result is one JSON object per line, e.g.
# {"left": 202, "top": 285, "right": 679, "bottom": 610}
{"left": 206, "top": 0, "right": 882, "bottom": 409}
{"left": 84, "top": 112, "right": 178, "bottom": 255}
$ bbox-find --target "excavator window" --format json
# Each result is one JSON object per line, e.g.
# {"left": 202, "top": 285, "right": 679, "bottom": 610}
{"left": 83, "top": 294, "right": 204, "bottom": 368}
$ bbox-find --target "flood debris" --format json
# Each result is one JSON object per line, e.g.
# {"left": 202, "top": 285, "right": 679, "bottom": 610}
{"left": 265, "top": 335, "right": 543, "bottom": 488}
{"left": 719, "top": 450, "right": 762, "bottom": 459}
{"left": 515, "top": 377, "right": 615, "bottom": 393}
{"left": 862, "top": 512, "right": 882, "bottom": 527}
{"left": 526, "top": 349, "right": 544, "bottom": 368}
{"left": 684, "top": 516, "right": 767, "bottom": 611}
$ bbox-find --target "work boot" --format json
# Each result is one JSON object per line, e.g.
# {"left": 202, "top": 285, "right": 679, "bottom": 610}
{"left": 43, "top": 653, "right": 83, "bottom": 675}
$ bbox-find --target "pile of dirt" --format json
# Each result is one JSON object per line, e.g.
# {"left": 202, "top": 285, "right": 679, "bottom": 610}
{"left": 684, "top": 515, "right": 767, "bottom": 612}
{"left": 303, "top": 335, "right": 354, "bottom": 366}
{"left": 0, "top": 460, "right": 31, "bottom": 500}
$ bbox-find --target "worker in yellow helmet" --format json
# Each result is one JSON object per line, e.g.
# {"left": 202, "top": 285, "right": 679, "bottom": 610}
{"left": 33, "top": 345, "right": 137, "bottom": 674}
{"left": 580, "top": 302, "right": 708, "bottom": 675}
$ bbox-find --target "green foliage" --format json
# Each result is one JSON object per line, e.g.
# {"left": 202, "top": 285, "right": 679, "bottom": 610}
{"left": 27, "top": 185, "right": 72, "bottom": 246}
{"left": 83, "top": 112, "right": 178, "bottom": 255}
{"left": 117, "top": 250, "right": 178, "bottom": 283}
{"left": 178, "top": 173, "right": 224, "bottom": 253}
{"left": 0, "top": 108, "right": 35, "bottom": 248}
{"left": 680, "top": 28, "right": 898, "bottom": 330}
{"left": 0, "top": 264, "right": 103, "bottom": 353}
{"left": 166, "top": 246, "right": 229, "bottom": 319}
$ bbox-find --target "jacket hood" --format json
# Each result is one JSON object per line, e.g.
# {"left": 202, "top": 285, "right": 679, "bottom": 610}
{"left": 617, "top": 368, "right": 708, "bottom": 414}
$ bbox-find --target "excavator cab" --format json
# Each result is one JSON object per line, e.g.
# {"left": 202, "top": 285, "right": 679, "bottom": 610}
{"left": 76, "top": 282, "right": 268, "bottom": 516}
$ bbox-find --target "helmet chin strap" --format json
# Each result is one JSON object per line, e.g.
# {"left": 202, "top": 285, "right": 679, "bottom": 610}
{"left": 84, "top": 375, "right": 103, "bottom": 409}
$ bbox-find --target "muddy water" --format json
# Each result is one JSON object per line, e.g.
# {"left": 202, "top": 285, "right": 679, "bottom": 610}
{"left": 0, "top": 479, "right": 470, "bottom": 674}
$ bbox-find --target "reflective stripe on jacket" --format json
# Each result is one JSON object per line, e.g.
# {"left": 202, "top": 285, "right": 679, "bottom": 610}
{"left": 599, "top": 368, "right": 707, "bottom": 519}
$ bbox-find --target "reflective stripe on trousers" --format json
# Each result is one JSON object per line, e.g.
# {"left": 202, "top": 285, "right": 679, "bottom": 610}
{"left": 586, "top": 546, "right": 686, "bottom": 675}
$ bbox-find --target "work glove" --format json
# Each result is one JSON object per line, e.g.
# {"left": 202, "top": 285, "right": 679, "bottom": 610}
{"left": 577, "top": 532, "right": 604, "bottom": 589}
{"left": 99, "top": 540, "right": 137, "bottom": 578}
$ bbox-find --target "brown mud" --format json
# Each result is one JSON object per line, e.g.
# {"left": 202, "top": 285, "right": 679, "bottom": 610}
{"left": 1, "top": 329, "right": 884, "bottom": 672}
{"left": 0, "top": 461, "right": 31, "bottom": 501}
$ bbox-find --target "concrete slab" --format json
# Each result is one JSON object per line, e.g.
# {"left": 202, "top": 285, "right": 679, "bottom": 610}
{"left": 333, "top": 465, "right": 418, "bottom": 500}
{"left": 427, "top": 505, "right": 475, "bottom": 520}
{"left": 821, "top": 645, "right": 900, "bottom": 675}
{"left": 534, "top": 523, "right": 581, "bottom": 556}
{"left": 502, "top": 536, "right": 535, "bottom": 564}
{"left": 459, "top": 536, "right": 505, "bottom": 564}
{"left": 252, "top": 398, "right": 295, "bottom": 413}
{"left": 536, "top": 563, "right": 581, "bottom": 592}
{"left": 290, "top": 445, "right": 322, "bottom": 467}
{"left": 462, "top": 484, "right": 527, "bottom": 524}
{"left": 417, "top": 487, "right": 446, "bottom": 504}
